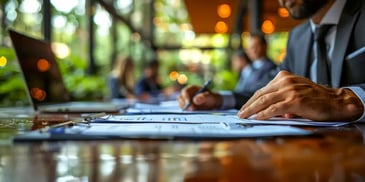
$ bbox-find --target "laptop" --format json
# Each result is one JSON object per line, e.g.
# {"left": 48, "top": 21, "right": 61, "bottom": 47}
{"left": 8, "top": 29, "right": 125, "bottom": 113}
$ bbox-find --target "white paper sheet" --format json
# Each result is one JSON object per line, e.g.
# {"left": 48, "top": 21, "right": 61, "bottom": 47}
{"left": 96, "top": 114, "right": 236, "bottom": 124}
{"left": 73, "top": 123, "right": 311, "bottom": 138}
{"left": 95, "top": 114, "right": 351, "bottom": 127}
{"left": 13, "top": 122, "right": 312, "bottom": 141}
{"left": 126, "top": 101, "right": 238, "bottom": 115}
{"left": 231, "top": 116, "right": 351, "bottom": 127}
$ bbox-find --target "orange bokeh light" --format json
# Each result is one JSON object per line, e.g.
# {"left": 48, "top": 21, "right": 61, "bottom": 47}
{"left": 177, "top": 74, "right": 188, "bottom": 85}
{"left": 169, "top": 71, "right": 179, "bottom": 81}
{"left": 278, "top": 7, "right": 289, "bottom": 18}
{"left": 261, "top": 20, "right": 275, "bottom": 34}
{"left": 37, "top": 58, "right": 50, "bottom": 72}
{"left": 217, "top": 4, "right": 231, "bottom": 18}
{"left": 215, "top": 21, "right": 228, "bottom": 33}
{"left": 30, "top": 88, "right": 46, "bottom": 101}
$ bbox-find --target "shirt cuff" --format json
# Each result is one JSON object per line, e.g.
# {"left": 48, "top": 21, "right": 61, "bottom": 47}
{"left": 218, "top": 90, "right": 236, "bottom": 109}
{"left": 347, "top": 87, "right": 365, "bottom": 122}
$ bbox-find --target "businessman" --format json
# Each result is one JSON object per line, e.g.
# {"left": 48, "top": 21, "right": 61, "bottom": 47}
{"left": 239, "top": 33, "right": 277, "bottom": 94}
{"left": 232, "top": 33, "right": 276, "bottom": 94}
{"left": 178, "top": 0, "right": 365, "bottom": 121}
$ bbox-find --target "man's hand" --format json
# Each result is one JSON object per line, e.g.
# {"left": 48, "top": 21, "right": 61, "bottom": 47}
{"left": 237, "top": 71, "right": 364, "bottom": 121}
{"left": 177, "top": 85, "right": 223, "bottom": 110}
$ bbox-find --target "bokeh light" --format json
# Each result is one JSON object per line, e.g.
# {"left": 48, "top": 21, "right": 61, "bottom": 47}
{"left": 278, "top": 7, "right": 289, "bottom": 18}
{"left": 37, "top": 59, "right": 50, "bottom": 72}
{"left": 51, "top": 0, "right": 79, "bottom": 13}
{"left": 261, "top": 19, "right": 275, "bottom": 34}
{"left": 169, "top": 71, "right": 179, "bottom": 81}
{"left": 51, "top": 42, "right": 71, "bottom": 59}
{"left": 214, "top": 21, "right": 228, "bottom": 33}
{"left": 177, "top": 74, "right": 188, "bottom": 85}
{"left": 217, "top": 4, "right": 231, "bottom": 18}
{"left": 19, "top": 0, "right": 41, "bottom": 14}
{"left": 30, "top": 88, "right": 46, "bottom": 101}
{"left": 0, "top": 56, "right": 7, "bottom": 67}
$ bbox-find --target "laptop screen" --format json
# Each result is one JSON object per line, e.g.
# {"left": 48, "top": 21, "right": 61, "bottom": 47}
{"left": 9, "top": 29, "right": 70, "bottom": 109}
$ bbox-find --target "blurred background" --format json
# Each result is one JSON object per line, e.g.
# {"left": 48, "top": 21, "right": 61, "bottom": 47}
{"left": 0, "top": 0, "right": 303, "bottom": 106}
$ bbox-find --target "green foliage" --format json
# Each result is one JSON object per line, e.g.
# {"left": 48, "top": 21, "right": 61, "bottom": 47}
{"left": 57, "top": 55, "right": 107, "bottom": 101}
{"left": 267, "top": 32, "right": 288, "bottom": 63}
{"left": 0, "top": 47, "right": 29, "bottom": 107}
{"left": 63, "top": 74, "right": 107, "bottom": 101}
{"left": 213, "top": 70, "right": 238, "bottom": 91}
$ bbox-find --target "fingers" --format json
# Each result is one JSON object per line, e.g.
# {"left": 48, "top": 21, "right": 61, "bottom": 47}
{"left": 177, "top": 94, "right": 187, "bottom": 108}
{"left": 254, "top": 101, "right": 291, "bottom": 120}
{"left": 192, "top": 91, "right": 222, "bottom": 110}
{"left": 177, "top": 85, "right": 219, "bottom": 110}
{"left": 193, "top": 93, "right": 207, "bottom": 105}
{"left": 178, "top": 86, "right": 223, "bottom": 111}
{"left": 177, "top": 85, "right": 200, "bottom": 109}
{"left": 240, "top": 71, "right": 289, "bottom": 110}
{"left": 238, "top": 89, "right": 285, "bottom": 119}
{"left": 238, "top": 71, "right": 299, "bottom": 119}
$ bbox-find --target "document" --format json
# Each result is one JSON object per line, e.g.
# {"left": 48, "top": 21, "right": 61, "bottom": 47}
{"left": 126, "top": 101, "right": 238, "bottom": 115}
{"left": 77, "top": 123, "right": 310, "bottom": 138}
{"left": 238, "top": 116, "right": 352, "bottom": 127}
{"left": 94, "top": 114, "right": 237, "bottom": 124}
{"left": 94, "top": 114, "right": 351, "bottom": 127}
{"left": 13, "top": 122, "right": 311, "bottom": 141}
{"left": 123, "top": 101, "right": 350, "bottom": 127}
{"left": 13, "top": 113, "right": 351, "bottom": 141}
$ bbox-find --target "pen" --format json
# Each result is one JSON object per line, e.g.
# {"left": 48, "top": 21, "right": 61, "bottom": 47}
{"left": 38, "top": 113, "right": 104, "bottom": 133}
{"left": 39, "top": 120, "right": 74, "bottom": 133}
{"left": 183, "top": 79, "right": 213, "bottom": 110}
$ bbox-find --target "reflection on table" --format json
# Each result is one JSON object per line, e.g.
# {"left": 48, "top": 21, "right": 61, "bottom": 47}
{"left": 0, "top": 107, "right": 365, "bottom": 181}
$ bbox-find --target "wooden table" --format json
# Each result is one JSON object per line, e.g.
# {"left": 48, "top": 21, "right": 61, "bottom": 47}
{"left": 0, "top": 108, "right": 365, "bottom": 181}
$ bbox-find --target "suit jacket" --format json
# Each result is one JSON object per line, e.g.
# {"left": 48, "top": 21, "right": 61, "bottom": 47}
{"left": 235, "top": 58, "right": 276, "bottom": 94}
{"left": 233, "top": 0, "right": 365, "bottom": 109}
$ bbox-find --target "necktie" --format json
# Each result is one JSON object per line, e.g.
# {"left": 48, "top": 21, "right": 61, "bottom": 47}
{"left": 314, "top": 24, "right": 332, "bottom": 86}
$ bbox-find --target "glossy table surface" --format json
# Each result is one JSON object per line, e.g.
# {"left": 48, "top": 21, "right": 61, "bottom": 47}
{"left": 1, "top": 107, "right": 365, "bottom": 182}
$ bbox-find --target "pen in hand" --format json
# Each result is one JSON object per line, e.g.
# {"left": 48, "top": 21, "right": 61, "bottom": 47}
{"left": 182, "top": 79, "right": 213, "bottom": 110}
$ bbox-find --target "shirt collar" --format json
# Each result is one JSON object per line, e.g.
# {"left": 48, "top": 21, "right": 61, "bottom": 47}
{"left": 252, "top": 59, "right": 265, "bottom": 69}
{"left": 309, "top": 0, "right": 347, "bottom": 31}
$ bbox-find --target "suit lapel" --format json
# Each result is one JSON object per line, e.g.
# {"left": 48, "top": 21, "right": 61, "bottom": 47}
{"left": 331, "top": 0, "right": 360, "bottom": 88}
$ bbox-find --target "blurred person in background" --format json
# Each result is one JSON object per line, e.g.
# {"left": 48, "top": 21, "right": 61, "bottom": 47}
{"left": 134, "top": 59, "right": 162, "bottom": 102}
{"left": 108, "top": 55, "right": 135, "bottom": 99}
{"left": 231, "top": 50, "right": 252, "bottom": 93}
{"left": 243, "top": 32, "right": 277, "bottom": 93}
{"left": 177, "top": 32, "right": 277, "bottom": 110}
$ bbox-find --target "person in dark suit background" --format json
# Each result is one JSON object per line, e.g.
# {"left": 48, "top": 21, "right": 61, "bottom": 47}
{"left": 178, "top": 0, "right": 365, "bottom": 122}
{"left": 134, "top": 60, "right": 162, "bottom": 102}
{"left": 242, "top": 32, "right": 277, "bottom": 94}
{"left": 233, "top": 33, "right": 276, "bottom": 94}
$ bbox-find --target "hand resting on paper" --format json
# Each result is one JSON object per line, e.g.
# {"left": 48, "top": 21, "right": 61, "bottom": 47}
{"left": 237, "top": 71, "right": 364, "bottom": 121}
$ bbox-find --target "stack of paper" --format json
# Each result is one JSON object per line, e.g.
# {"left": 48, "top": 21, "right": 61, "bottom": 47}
{"left": 13, "top": 101, "right": 352, "bottom": 141}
